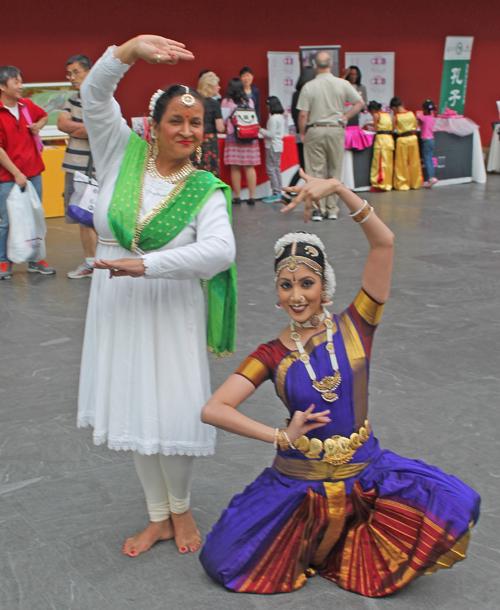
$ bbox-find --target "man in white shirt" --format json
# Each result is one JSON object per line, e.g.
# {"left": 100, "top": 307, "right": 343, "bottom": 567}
{"left": 297, "top": 52, "right": 364, "bottom": 221}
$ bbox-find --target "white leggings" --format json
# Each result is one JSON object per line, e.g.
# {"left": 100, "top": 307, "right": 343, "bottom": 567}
{"left": 133, "top": 452, "right": 195, "bottom": 522}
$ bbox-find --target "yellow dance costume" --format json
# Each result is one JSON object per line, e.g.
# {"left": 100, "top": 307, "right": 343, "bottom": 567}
{"left": 394, "top": 111, "right": 423, "bottom": 190}
{"left": 370, "top": 112, "right": 394, "bottom": 191}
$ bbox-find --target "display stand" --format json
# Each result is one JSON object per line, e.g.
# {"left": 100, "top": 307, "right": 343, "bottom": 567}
{"left": 40, "top": 138, "right": 67, "bottom": 218}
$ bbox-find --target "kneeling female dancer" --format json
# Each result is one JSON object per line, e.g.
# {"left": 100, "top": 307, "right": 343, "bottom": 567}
{"left": 76, "top": 35, "right": 237, "bottom": 557}
{"left": 200, "top": 171, "right": 480, "bottom": 596}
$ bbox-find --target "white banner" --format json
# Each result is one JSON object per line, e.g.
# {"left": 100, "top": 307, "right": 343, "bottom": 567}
{"left": 267, "top": 52, "right": 300, "bottom": 132}
{"left": 344, "top": 52, "right": 395, "bottom": 125}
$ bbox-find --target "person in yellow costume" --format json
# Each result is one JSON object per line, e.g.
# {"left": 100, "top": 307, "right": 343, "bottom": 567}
{"left": 368, "top": 101, "right": 394, "bottom": 192}
{"left": 390, "top": 97, "right": 423, "bottom": 190}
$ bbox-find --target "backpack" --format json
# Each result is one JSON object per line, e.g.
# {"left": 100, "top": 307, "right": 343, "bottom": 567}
{"left": 231, "top": 105, "right": 259, "bottom": 142}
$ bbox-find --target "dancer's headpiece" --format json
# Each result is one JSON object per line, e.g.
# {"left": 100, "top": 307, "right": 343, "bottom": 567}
{"left": 274, "top": 232, "right": 336, "bottom": 299}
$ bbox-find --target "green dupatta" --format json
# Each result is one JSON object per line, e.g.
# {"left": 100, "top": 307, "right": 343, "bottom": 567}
{"left": 108, "top": 132, "right": 237, "bottom": 358}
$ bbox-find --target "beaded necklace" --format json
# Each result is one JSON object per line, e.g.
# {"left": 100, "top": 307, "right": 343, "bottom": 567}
{"left": 147, "top": 153, "right": 196, "bottom": 183}
{"left": 290, "top": 307, "right": 341, "bottom": 403}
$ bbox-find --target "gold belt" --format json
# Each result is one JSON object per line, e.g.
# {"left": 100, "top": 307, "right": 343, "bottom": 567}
{"left": 293, "top": 420, "right": 371, "bottom": 465}
{"left": 273, "top": 454, "right": 369, "bottom": 481}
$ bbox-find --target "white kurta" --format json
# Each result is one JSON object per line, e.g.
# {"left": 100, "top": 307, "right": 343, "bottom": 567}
{"left": 77, "top": 47, "right": 236, "bottom": 456}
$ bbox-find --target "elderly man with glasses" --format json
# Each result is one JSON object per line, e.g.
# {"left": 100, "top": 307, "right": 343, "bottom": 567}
{"left": 57, "top": 54, "right": 97, "bottom": 279}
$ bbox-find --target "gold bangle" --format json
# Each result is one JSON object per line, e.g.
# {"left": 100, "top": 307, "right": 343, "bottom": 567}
{"left": 351, "top": 202, "right": 374, "bottom": 224}
{"left": 349, "top": 199, "right": 369, "bottom": 217}
{"left": 276, "top": 429, "right": 293, "bottom": 451}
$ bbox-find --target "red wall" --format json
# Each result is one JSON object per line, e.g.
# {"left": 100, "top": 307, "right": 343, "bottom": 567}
{"left": 1, "top": 0, "right": 499, "bottom": 144}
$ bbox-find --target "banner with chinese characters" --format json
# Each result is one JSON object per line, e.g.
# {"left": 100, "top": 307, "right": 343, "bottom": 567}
{"left": 267, "top": 52, "right": 300, "bottom": 132}
{"left": 439, "top": 37, "right": 474, "bottom": 115}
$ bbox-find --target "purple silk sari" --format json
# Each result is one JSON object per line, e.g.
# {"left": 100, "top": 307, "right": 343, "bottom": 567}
{"left": 200, "top": 296, "right": 480, "bottom": 597}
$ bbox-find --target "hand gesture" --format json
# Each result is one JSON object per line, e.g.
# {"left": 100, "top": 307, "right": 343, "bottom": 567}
{"left": 285, "top": 404, "right": 330, "bottom": 444}
{"left": 94, "top": 258, "right": 146, "bottom": 278}
{"left": 116, "top": 35, "right": 195, "bottom": 66}
{"left": 282, "top": 169, "right": 342, "bottom": 222}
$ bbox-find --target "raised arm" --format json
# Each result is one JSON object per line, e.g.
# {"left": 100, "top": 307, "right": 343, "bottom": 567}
{"left": 282, "top": 171, "right": 395, "bottom": 303}
{"left": 80, "top": 35, "right": 194, "bottom": 178}
{"left": 201, "top": 374, "right": 330, "bottom": 445}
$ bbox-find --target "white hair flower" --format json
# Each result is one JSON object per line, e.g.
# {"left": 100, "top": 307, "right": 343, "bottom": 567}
{"left": 149, "top": 89, "right": 165, "bottom": 118}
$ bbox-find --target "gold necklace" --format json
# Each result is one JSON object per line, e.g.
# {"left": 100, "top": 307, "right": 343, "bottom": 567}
{"left": 147, "top": 153, "right": 196, "bottom": 183}
{"left": 130, "top": 159, "right": 194, "bottom": 254}
{"left": 290, "top": 308, "right": 341, "bottom": 403}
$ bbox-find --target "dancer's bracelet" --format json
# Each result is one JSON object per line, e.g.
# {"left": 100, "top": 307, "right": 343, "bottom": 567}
{"left": 350, "top": 200, "right": 374, "bottom": 224}
{"left": 275, "top": 428, "right": 294, "bottom": 451}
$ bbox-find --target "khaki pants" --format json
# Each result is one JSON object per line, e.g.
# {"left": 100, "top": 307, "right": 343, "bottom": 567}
{"left": 304, "top": 126, "right": 345, "bottom": 215}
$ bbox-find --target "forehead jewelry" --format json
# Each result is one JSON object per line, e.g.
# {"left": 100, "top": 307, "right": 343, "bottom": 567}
{"left": 181, "top": 85, "right": 196, "bottom": 107}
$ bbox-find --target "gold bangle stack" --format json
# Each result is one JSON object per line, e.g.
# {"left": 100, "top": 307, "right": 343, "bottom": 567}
{"left": 350, "top": 200, "right": 374, "bottom": 224}
{"left": 274, "top": 428, "right": 294, "bottom": 451}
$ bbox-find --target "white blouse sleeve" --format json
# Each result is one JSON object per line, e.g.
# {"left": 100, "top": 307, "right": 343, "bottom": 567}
{"left": 80, "top": 46, "right": 132, "bottom": 180}
{"left": 141, "top": 189, "right": 236, "bottom": 280}
{"left": 260, "top": 115, "right": 278, "bottom": 139}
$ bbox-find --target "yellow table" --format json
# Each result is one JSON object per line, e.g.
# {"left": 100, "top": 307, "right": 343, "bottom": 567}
{"left": 41, "top": 144, "right": 66, "bottom": 218}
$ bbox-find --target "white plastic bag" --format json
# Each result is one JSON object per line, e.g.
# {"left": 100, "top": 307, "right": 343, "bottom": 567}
{"left": 6, "top": 182, "right": 47, "bottom": 263}
{"left": 66, "top": 170, "right": 98, "bottom": 227}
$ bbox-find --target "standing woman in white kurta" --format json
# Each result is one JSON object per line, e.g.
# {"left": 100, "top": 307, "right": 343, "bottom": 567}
{"left": 77, "top": 35, "right": 237, "bottom": 557}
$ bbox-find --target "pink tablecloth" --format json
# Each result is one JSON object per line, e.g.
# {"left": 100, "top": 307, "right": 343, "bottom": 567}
{"left": 344, "top": 126, "right": 375, "bottom": 150}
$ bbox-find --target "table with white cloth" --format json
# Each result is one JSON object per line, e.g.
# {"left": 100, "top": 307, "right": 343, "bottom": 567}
{"left": 487, "top": 122, "right": 500, "bottom": 172}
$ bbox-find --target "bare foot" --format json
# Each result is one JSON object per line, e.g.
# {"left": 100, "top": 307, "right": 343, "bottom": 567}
{"left": 170, "top": 509, "right": 201, "bottom": 554}
{"left": 123, "top": 518, "right": 174, "bottom": 557}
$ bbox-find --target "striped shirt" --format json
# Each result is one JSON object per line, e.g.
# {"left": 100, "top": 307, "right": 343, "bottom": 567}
{"left": 61, "top": 92, "right": 94, "bottom": 175}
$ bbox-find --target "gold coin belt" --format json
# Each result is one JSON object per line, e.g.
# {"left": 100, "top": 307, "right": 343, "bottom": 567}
{"left": 293, "top": 420, "right": 371, "bottom": 465}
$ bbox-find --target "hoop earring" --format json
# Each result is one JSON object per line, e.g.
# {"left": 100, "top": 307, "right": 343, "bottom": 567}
{"left": 275, "top": 300, "right": 283, "bottom": 309}
{"left": 196, "top": 145, "right": 202, "bottom": 164}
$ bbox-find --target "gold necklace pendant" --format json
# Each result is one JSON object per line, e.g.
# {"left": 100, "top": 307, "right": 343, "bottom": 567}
{"left": 290, "top": 309, "right": 342, "bottom": 402}
{"left": 312, "top": 371, "right": 342, "bottom": 402}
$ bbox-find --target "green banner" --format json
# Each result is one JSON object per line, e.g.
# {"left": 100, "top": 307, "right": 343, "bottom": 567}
{"left": 439, "top": 37, "right": 474, "bottom": 115}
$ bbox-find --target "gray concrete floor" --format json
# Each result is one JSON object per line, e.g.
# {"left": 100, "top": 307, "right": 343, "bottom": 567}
{"left": 1, "top": 177, "right": 499, "bottom": 609}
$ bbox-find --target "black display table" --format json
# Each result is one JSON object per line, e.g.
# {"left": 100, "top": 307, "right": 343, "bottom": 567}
{"left": 351, "top": 131, "right": 473, "bottom": 188}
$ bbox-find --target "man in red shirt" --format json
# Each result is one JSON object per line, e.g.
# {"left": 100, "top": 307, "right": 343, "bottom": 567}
{"left": 0, "top": 65, "right": 56, "bottom": 279}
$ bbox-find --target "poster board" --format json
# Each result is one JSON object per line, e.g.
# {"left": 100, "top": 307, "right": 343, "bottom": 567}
{"left": 22, "top": 82, "right": 73, "bottom": 138}
{"left": 267, "top": 52, "right": 301, "bottom": 131}
{"left": 344, "top": 52, "right": 395, "bottom": 127}
{"left": 299, "top": 46, "right": 340, "bottom": 77}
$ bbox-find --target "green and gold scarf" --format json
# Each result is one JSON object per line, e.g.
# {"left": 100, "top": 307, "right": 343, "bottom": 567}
{"left": 108, "top": 132, "right": 237, "bottom": 358}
